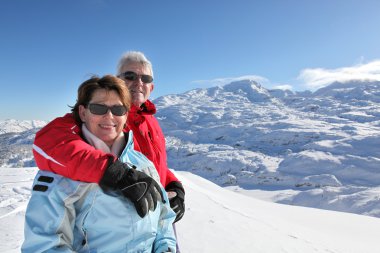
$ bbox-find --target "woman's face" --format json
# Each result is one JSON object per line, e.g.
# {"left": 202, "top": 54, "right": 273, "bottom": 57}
{"left": 79, "top": 89, "right": 127, "bottom": 147}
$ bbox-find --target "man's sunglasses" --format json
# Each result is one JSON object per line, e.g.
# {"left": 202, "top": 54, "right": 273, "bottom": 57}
{"left": 87, "top": 103, "right": 127, "bottom": 116}
{"left": 119, "top": 71, "right": 153, "bottom": 84}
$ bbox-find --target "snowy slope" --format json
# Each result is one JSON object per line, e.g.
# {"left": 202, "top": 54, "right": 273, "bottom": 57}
{"left": 177, "top": 171, "right": 380, "bottom": 252}
{"left": 1, "top": 167, "right": 380, "bottom": 253}
{"left": 154, "top": 80, "right": 380, "bottom": 218}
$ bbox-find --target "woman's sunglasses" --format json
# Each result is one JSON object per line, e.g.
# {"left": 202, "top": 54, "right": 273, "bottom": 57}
{"left": 87, "top": 103, "right": 127, "bottom": 116}
{"left": 118, "top": 71, "right": 153, "bottom": 84}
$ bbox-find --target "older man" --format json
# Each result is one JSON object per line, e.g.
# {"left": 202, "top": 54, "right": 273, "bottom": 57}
{"left": 33, "top": 52, "right": 185, "bottom": 223}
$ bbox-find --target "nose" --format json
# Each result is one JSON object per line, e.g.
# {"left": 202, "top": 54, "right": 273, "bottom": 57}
{"left": 103, "top": 109, "right": 114, "bottom": 118}
{"left": 134, "top": 77, "right": 144, "bottom": 86}
{"left": 125, "top": 78, "right": 143, "bottom": 88}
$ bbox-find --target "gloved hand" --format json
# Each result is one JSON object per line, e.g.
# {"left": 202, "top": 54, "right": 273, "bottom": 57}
{"left": 165, "top": 181, "right": 185, "bottom": 223}
{"left": 100, "top": 159, "right": 164, "bottom": 218}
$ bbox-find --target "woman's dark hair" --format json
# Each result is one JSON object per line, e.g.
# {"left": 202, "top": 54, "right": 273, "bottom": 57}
{"left": 71, "top": 75, "right": 131, "bottom": 123}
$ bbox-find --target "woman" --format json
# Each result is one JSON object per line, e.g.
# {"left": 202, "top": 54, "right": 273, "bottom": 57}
{"left": 22, "top": 75, "right": 176, "bottom": 253}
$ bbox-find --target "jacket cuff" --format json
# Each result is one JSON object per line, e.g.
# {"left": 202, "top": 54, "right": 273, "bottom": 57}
{"left": 100, "top": 159, "right": 127, "bottom": 188}
{"left": 165, "top": 181, "right": 185, "bottom": 198}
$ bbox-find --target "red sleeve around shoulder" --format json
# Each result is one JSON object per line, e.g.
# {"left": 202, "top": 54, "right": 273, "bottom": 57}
{"left": 33, "top": 113, "right": 115, "bottom": 183}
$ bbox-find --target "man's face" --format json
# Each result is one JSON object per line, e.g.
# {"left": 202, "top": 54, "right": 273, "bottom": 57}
{"left": 119, "top": 62, "right": 154, "bottom": 107}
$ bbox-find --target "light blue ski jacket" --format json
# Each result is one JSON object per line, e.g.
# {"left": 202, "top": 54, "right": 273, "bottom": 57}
{"left": 22, "top": 131, "right": 176, "bottom": 253}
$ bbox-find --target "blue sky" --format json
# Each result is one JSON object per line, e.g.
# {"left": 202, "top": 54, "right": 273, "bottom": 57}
{"left": 1, "top": 0, "right": 380, "bottom": 121}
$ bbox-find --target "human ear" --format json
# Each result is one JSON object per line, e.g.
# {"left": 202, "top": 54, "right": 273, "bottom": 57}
{"left": 79, "top": 105, "right": 87, "bottom": 122}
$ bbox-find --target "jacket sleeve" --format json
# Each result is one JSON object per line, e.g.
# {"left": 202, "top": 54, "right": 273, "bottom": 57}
{"left": 22, "top": 172, "right": 78, "bottom": 253}
{"left": 165, "top": 169, "right": 179, "bottom": 187}
{"left": 152, "top": 190, "right": 177, "bottom": 253}
{"left": 151, "top": 115, "right": 180, "bottom": 188}
{"left": 33, "top": 114, "right": 115, "bottom": 183}
{"left": 161, "top": 138, "right": 181, "bottom": 188}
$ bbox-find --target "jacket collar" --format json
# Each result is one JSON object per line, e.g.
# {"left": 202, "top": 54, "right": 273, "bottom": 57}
{"left": 130, "top": 99, "right": 156, "bottom": 116}
{"left": 128, "top": 100, "right": 156, "bottom": 125}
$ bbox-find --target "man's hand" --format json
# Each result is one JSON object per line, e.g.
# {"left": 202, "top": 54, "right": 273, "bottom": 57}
{"left": 100, "top": 159, "right": 164, "bottom": 218}
{"left": 166, "top": 181, "right": 185, "bottom": 223}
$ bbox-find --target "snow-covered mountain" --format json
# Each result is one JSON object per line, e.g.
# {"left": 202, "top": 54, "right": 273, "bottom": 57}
{"left": 154, "top": 79, "right": 380, "bottom": 218}
{"left": 0, "top": 119, "right": 46, "bottom": 134}
{"left": 1, "top": 80, "right": 379, "bottom": 218}
{"left": 0, "top": 120, "right": 47, "bottom": 168}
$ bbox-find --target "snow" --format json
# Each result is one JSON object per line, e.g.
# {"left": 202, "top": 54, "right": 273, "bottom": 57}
{"left": 1, "top": 167, "right": 380, "bottom": 253}
{"left": 155, "top": 79, "right": 380, "bottom": 219}
{"left": 1, "top": 79, "right": 380, "bottom": 251}
{"left": 0, "top": 120, "right": 47, "bottom": 134}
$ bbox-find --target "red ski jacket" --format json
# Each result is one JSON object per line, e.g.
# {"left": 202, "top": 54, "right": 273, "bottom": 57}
{"left": 33, "top": 100, "right": 178, "bottom": 188}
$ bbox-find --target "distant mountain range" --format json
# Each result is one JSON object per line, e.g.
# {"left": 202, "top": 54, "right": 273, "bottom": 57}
{"left": 1, "top": 80, "right": 380, "bottom": 217}
{"left": 0, "top": 119, "right": 46, "bottom": 135}
{"left": 0, "top": 120, "right": 47, "bottom": 167}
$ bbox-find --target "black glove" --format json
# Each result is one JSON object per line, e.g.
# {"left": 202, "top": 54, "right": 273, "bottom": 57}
{"left": 100, "top": 159, "right": 164, "bottom": 218}
{"left": 165, "top": 181, "right": 185, "bottom": 223}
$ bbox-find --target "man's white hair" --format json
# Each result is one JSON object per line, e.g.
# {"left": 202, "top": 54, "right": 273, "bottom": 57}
{"left": 117, "top": 51, "right": 154, "bottom": 77}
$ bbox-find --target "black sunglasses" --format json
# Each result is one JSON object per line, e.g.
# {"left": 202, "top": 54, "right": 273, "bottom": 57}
{"left": 87, "top": 103, "right": 127, "bottom": 116}
{"left": 119, "top": 71, "right": 153, "bottom": 83}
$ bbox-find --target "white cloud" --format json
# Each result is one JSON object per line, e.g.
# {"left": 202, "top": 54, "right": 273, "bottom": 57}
{"left": 298, "top": 60, "right": 380, "bottom": 90}
{"left": 272, "top": 84, "right": 293, "bottom": 90}
{"left": 192, "top": 75, "right": 270, "bottom": 87}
